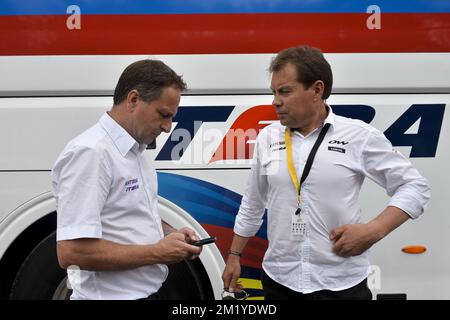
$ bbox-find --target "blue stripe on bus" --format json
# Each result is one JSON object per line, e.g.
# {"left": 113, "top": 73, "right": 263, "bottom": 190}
{"left": 1, "top": 0, "right": 449, "bottom": 15}
{"left": 241, "top": 266, "right": 262, "bottom": 281}
{"left": 157, "top": 172, "right": 268, "bottom": 240}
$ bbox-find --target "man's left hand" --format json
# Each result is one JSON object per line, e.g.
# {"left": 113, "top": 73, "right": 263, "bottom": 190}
{"left": 176, "top": 227, "right": 202, "bottom": 259}
{"left": 330, "top": 224, "right": 379, "bottom": 257}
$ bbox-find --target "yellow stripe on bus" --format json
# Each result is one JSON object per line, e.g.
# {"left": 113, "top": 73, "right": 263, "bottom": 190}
{"left": 239, "top": 278, "right": 264, "bottom": 300}
{"left": 239, "top": 278, "right": 262, "bottom": 290}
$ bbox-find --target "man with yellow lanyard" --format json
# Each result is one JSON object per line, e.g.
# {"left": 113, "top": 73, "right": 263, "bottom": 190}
{"left": 222, "top": 45, "right": 430, "bottom": 300}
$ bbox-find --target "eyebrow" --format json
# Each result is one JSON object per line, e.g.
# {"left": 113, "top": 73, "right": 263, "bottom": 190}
{"left": 159, "top": 107, "right": 176, "bottom": 117}
{"left": 271, "top": 84, "right": 293, "bottom": 92}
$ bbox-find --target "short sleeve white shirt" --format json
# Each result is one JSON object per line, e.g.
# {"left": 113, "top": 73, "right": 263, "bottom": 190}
{"left": 52, "top": 112, "right": 167, "bottom": 300}
{"left": 234, "top": 107, "right": 430, "bottom": 293}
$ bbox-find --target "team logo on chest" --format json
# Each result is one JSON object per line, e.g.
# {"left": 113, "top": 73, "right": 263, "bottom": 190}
{"left": 270, "top": 140, "right": 286, "bottom": 152}
{"left": 328, "top": 140, "right": 349, "bottom": 153}
{"left": 124, "top": 178, "right": 139, "bottom": 192}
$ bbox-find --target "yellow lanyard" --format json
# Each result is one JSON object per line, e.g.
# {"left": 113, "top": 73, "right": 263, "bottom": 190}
{"left": 284, "top": 123, "right": 331, "bottom": 212}
{"left": 285, "top": 128, "right": 301, "bottom": 207}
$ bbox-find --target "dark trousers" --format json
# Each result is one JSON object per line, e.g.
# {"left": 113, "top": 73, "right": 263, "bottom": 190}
{"left": 261, "top": 269, "right": 372, "bottom": 300}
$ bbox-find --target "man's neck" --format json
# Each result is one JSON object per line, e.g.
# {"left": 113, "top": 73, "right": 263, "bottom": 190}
{"left": 296, "top": 103, "right": 328, "bottom": 136}
{"left": 107, "top": 107, "right": 136, "bottom": 141}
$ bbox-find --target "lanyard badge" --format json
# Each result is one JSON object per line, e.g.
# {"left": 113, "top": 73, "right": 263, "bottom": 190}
{"left": 285, "top": 128, "right": 306, "bottom": 240}
{"left": 291, "top": 212, "right": 306, "bottom": 240}
{"left": 285, "top": 124, "right": 330, "bottom": 241}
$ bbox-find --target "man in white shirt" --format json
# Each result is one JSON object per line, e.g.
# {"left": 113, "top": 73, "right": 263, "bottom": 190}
{"left": 52, "top": 60, "right": 201, "bottom": 300}
{"left": 222, "top": 46, "right": 430, "bottom": 300}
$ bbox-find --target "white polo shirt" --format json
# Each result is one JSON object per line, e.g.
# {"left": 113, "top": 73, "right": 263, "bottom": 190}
{"left": 234, "top": 107, "right": 430, "bottom": 294}
{"left": 52, "top": 112, "right": 167, "bottom": 300}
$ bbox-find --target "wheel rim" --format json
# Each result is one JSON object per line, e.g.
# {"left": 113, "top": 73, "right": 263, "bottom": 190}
{"left": 52, "top": 276, "right": 72, "bottom": 300}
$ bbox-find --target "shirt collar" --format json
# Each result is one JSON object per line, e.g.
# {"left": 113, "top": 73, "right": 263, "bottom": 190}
{"left": 323, "top": 104, "right": 335, "bottom": 128}
{"left": 99, "top": 112, "right": 146, "bottom": 157}
{"left": 291, "top": 104, "right": 335, "bottom": 136}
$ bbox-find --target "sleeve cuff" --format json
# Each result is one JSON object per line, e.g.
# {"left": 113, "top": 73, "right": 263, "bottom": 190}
{"left": 388, "top": 197, "right": 424, "bottom": 220}
{"left": 57, "top": 224, "right": 102, "bottom": 241}
{"left": 233, "top": 216, "right": 263, "bottom": 238}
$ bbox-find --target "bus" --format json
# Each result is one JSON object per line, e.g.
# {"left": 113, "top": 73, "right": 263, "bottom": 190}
{"left": 0, "top": 0, "right": 449, "bottom": 299}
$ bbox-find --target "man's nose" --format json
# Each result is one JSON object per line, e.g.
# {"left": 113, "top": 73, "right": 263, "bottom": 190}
{"left": 161, "top": 119, "right": 172, "bottom": 133}
{"left": 272, "top": 95, "right": 281, "bottom": 107}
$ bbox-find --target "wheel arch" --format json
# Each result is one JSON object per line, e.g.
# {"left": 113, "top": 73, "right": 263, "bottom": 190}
{"left": 0, "top": 192, "right": 224, "bottom": 299}
{"left": 158, "top": 196, "right": 225, "bottom": 299}
{"left": 0, "top": 192, "right": 56, "bottom": 298}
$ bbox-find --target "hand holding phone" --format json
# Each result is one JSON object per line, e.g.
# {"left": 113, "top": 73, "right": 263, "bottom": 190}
{"left": 193, "top": 236, "right": 216, "bottom": 246}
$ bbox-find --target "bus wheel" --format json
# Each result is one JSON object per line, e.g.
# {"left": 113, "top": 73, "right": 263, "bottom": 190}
{"left": 158, "top": 258, "right": 213, "bottom": 300}
{"left": 9, "top": 232, "right": 68, "bottom": 300}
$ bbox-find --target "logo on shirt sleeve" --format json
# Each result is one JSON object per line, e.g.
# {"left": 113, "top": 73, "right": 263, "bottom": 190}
{"left": 124, "top": 178, "right": 139, "bottom": 192}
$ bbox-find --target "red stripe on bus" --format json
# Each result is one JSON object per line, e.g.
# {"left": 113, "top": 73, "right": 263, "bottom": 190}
{"left": 1, "top": 13, "right": 449, "bottom": 55}
{"left": 201, "top": 223, "right": 267, "bottom": 269}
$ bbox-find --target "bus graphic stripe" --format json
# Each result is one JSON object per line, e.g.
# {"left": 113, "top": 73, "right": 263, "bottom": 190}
{"left": 201, "top": 223, "right": 267, "bottom": 270}
{"left": 157, "top": 172, "right": 267, "bottom": 238}
{"left": 1, "top": 0, "right": 449, "bottom": 15}
{"left": 1, "top": 13, "right": 450, "bottom": 55}
{"left": 158, "top": 172, "right": 268, "bottom": 283}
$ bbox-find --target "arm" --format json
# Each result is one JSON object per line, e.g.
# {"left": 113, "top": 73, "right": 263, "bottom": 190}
{"left": 57, "top": 232, "right": 201, "bottom": 271}
{"left": 330, "top": 206, "right": 409, "bottom": 256}
{"left": 222, "top": 234, "right": 250, "bottom": 292}
{"left": 330, "top": 130, "right": 430, "bottom": 257}
{"left": 222, "top": 136, "right": 268, "bottom": 292}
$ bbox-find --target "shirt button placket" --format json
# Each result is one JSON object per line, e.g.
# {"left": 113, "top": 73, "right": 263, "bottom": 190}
{"left": 302, "top": 243, "right": 311, "bottom": 291}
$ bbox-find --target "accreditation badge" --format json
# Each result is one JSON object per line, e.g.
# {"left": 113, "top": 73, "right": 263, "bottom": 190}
{"left": 290, "top": 213, "right": 306, "bottom": 241}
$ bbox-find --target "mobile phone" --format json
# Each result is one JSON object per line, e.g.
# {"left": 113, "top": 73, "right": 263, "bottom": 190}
{"left": 193, "top": 237, "right": 216, "bottom": 246}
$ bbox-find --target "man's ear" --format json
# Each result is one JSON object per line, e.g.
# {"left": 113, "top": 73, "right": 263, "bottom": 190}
{"left": 126, "top": 90, "right": 139, "bottom": 111}
{"left": 313, "top": 80, "right": 325, "bottom": 100}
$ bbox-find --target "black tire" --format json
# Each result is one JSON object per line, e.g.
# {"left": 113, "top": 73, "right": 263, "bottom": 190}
{"left": 9, "top": 231, "right": 213, "bottom": 300}
{"left": 158, "top": 258, "right": 211, "bottom": 300}
{"left": 9, "top": 232, "right": 67, "bottom": 300}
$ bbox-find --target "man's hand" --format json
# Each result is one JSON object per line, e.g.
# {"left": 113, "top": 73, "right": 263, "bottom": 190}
{"left": 330, "top": 207, "right": 411, "bottom": 257}
{"left": 154, "top": 232, "right": 201, "bottom": 264}
{"left": 177, "top": 227, "right": 200, "bottom": 243}
{"left": 330, "top": 223, "right": 379, "bottom": 257}
{"left": 222, "top": 255, "right": 243, "bottom": 293}
{"left": 176, "top": 227, "right": 202, "bottom": 259}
